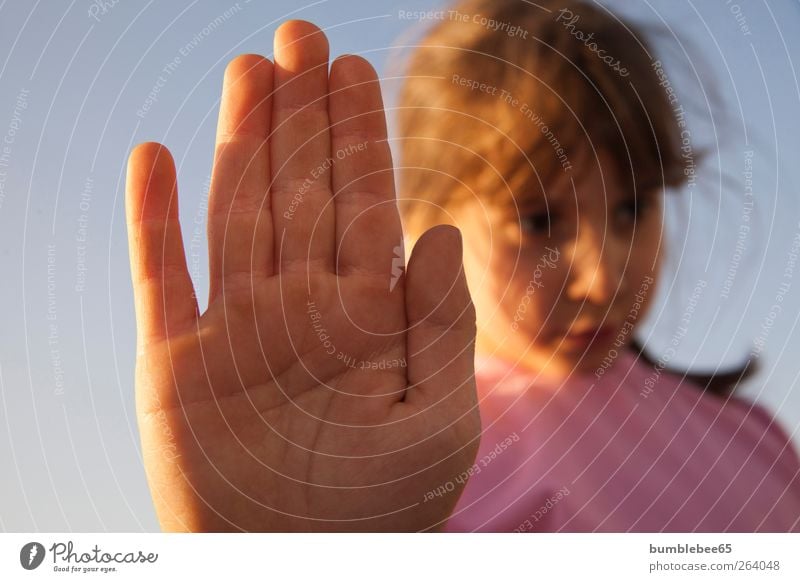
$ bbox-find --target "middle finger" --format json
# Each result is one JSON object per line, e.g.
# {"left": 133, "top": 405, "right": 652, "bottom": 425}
{"left": 270, "top": 20, "right": 335, "bottom": 275}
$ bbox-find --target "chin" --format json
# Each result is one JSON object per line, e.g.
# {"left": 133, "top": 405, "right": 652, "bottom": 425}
{"left": 572, "top": 355, "right": 605, "bottom": 375}
{"left": 556, "top": 343, "right": 615, "bottom": 375}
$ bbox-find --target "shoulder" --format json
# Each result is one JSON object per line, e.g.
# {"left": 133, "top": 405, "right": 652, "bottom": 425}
{"left": 730, "top": 398, "right": 800, "bottom": 467}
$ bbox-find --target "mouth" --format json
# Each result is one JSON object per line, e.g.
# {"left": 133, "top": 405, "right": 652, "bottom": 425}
{"left": 560, "top": 324, "right": 616, "bottom": 348}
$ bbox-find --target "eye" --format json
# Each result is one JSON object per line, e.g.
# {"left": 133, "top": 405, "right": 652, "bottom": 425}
{"left": 616, "top": 196, "right": 652, "bottom": 225}
{"left": 521, "top": 211, "right": 554, "bottom": 235}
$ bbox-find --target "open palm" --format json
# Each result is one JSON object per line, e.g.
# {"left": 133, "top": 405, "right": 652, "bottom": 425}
{"left": 125, "top": 20, "right": 479, "bottom": 531}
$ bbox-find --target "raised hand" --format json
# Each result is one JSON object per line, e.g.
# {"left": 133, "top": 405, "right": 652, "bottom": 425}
{"left": 125, "top": 20, "right": 480, "bottom": 531}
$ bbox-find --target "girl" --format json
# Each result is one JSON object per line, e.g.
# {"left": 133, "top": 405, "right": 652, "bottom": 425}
{"left": 396, "top": 0, "right": 800, "bottom": 531}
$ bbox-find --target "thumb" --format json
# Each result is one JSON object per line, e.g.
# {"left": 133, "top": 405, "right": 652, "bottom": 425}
{"left": 404, "top": 225, "right": 477, "bottom": 412}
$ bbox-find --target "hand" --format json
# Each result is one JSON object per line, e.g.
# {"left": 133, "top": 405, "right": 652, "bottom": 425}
{"left": 125, "top": 20, "right": 480, "bottom": 531}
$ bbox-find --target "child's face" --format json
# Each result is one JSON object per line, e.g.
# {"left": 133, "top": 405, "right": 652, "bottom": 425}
{"left": 456, "top": 149, "right": 663, "bottom": 379}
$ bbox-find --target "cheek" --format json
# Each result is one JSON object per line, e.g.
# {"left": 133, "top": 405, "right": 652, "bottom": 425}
{"left": 628, "top": 217, "right": 663, "bottom": 277}
{"left": 633, "top": 204, "right": 664, "bottom": 263}
{"left": 620, "top": 225, "right": 662, "bottom": 320}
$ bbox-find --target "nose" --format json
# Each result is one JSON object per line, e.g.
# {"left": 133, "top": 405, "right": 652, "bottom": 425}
{"left": 564, "top": 223, "right": 625, "bottom": 305}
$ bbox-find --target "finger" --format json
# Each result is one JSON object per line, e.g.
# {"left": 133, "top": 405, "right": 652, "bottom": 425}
{"left": 270, "top": 20, "right": 335, "bottom": 274}
{"left": 125, "top": 142, "right": 198, "bottom": 348}
{"left": 329, "top": 55, "right": 403, "bottom": 283}
{"left": 208, "top": 54, "right": 274, "bottom": 301}
{"left": 404, "top": 226, "right": 477, "bottom": 413}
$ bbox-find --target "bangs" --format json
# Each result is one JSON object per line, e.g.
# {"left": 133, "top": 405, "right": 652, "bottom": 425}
{"left": 396, "top": 0, "right": 687, "bottom": 235}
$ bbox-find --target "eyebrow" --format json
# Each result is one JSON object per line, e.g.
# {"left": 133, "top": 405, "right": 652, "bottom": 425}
{"left": 514, "top": 192, "right": 561, "bottom": 216}
{"left": 522, "top": 179, "right": 571, "bottom": 207}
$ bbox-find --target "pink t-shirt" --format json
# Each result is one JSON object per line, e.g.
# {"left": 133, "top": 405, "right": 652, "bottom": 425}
{"left": 445, "top": 349, "right": 800, "bottom": 532}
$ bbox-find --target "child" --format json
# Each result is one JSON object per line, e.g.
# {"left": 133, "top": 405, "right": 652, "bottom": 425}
{"left": 396, "top": 0, "right": 800, "bottom": 531}
{"left": 125, "top": 4, "right": 799, "bottom": 532}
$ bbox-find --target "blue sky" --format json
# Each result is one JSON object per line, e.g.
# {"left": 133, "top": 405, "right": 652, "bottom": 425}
{"left": 0, "top": 0, "right": 799, "bottom": 531}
